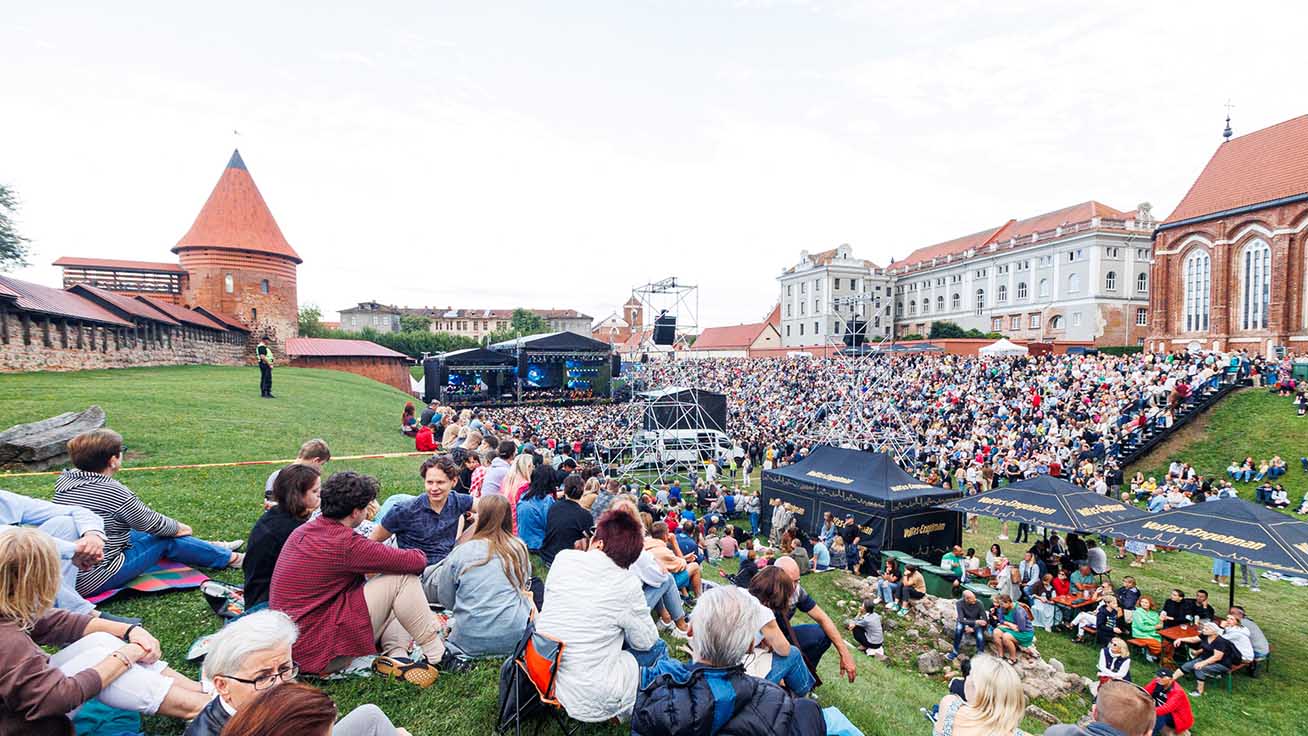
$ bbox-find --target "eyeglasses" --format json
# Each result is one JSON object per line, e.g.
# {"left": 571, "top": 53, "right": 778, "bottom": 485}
{"left": 219, "top": 663, "right": 299, "bottom": 691}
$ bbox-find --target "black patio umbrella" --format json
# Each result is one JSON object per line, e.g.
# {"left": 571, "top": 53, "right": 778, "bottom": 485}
{"left": 936, "top": 474, "right": 1147, "bottom": 533}
{"left": 1089, "top": 497, "right": 1308, "bottom": 608}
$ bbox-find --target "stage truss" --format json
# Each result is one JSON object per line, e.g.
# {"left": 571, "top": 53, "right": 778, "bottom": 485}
{"left": 630, "top": 277, "right": 698, "bottom": 357}
{"left": 600, "top": 387, "right": 727, "bottom": 488}
{"left": 801, "top": 295, "right": 919, "bottom": 466}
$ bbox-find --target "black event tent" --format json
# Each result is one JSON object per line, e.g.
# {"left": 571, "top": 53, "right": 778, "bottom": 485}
{"left": 761, "top": 446, "right": 962, "bottom": 568}
{"left": 937, "top": 475, "right": 1147, "bottom": 532}
{"left": 637, "top": 387, "right": 728, "bottom": 434}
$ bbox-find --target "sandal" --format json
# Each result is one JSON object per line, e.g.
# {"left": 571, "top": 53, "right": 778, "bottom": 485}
{"left": 372, "top": 656, "right": 439, "bottom": 688}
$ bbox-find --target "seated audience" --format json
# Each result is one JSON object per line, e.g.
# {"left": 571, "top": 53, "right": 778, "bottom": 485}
{"left": 874, "top": 559, "right": 900, "bottom": 606}
{"left": 1045, "top": 679, "right": 1155, "bottom": 736}
{"left": 1182, "top": 590, "right": 1215, "bottom": 622}
{"left": 992, "top": 594, "right": 1036, "bottom": 663}
{"left": 848, "top": 598, "right": 885, "bottom": 659}
{"left": 185, "top": 610, "right": 406, "bottom": 736}
{"left": 538, "top": 474, "right": 594, "bottom": 566}
{"left": 263, "top": 439, "right": 331, "bottom": 508}
{"left": 1096, "top": 637, "right": 1132, "bottom": 685}
{"left": 949, "top": 589, "right": 989, "bottom": 660}
{"left": 430, "top": 494, "right": 533, "bottom": 658}
{"left": 1028, "top": 574, "right": 1060, "bottom": 632}
{"left": 645, "top": 522, "right": 702, "bottom": 597}
{"left": 243, "top": 464, "right": 320, "bottom": 611}
{"left": 1217, "top": 612, "right": 1254, "bottom": 663}
{"left": 53, "top": 429, "right": 242, "bottom": 599}
{"left": 0, "top": 527, "right": 209, "bottom": 733}
{"left": 1129, "top": 596, "right": 1162, "bottom": 660}
{"left": 1143, "top": 669, "right": 1194, "bottom": 736}
{"left": 1228, "top": 605, "right": 1269, "bottom": 669}
{"left": 371, "top": 455, "right": 475, "bottom": 572}
{"left": 219, "top": 682, "right": 338, "bottom": 736}
{"left": 931, "top": 654, "right": 1031, "bottom": 736}
{"left": 511, "top": 463, "right": 553, "bottom": 548}
{"left": 632, "top": 585, "right": 825, "bottom": 736}
{"left": 771, "top": 557, "right": 857, "bottom": 685}
{"left": 270, "top": 470, "right": 452, "bottom": 679}
{"left": 0, "top": 489, "right": 107, "bottom": 617}
{"left": 1158, "top": 589, "right": 1186, "bottom": 627}
{"left": 535, "top": 510, "right": 666, "bottom": 723}
{"left": 746, "top": 566, "right": 819, "bottom": 694}
{"left": 1173, "top": 621, "right": 1241, "bottom": 697}
{"left": 894, "top": 564, "right": 927, "bottom": 614}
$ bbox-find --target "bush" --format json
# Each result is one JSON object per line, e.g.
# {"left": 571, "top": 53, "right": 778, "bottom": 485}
{"left": 900, "top": 333, "right": 926, "bottom": 341}
{"left": 1099, "top": 345, "right": 1144, "bottom": 356}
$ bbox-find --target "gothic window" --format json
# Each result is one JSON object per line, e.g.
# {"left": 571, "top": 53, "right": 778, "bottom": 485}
{"left": 1183, "top": 249, "right": 1211, "bottom": 332}
{"left": 224, "top": 274, "right": 234, "bottom": 293}
{"left": 1241, "top": 240, "right": 1271, "bottom": 330}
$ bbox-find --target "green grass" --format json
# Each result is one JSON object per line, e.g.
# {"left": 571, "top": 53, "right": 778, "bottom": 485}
{"left": 410, "top": 365, "right": 424, "bottom": 381}
{"left": 1, "top": 368, "right": 1305, "bottom": 735}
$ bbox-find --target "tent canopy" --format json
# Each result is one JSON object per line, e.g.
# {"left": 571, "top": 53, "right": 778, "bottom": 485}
{"left": 1091, "top": 498, "right": 1308, "bottom": 576}
{"left": 937, "top": 475, "right": 1146, "bottom": 532}
{"left": 440, "top": 347, "right": 516, "bottom": 366}
{"left": 762, "top": 446, "right": 962, "bottom": 564}
{"left": 637, "top": 387, "right": 727, "bottom": 433}
{"left": 978, "top": 338, "right": 1029, "bottom": 356}
{"left": 489, "top": 330, "right": 611, "bottom": 354}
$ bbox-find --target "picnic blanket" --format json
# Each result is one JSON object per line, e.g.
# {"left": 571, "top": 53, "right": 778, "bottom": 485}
{"left": 86, "top": 560, "right": 209, "bottom": 605}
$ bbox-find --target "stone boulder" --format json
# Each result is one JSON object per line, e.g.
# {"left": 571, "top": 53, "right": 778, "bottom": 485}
{"left": 0, "top": 406, "right": 106, "bottom": 470}
{"left": 917, "top": 651, "right": 946, "bottom": 674}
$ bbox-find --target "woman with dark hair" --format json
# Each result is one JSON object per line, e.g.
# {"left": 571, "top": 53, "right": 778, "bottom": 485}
{"left": 534, "top": 510, "right": 666, "bottom": 723}
{"left": 430, "top": 494, "right": 533, "bottom": 657}
{"left": 243, "top": 464, "right": 321, "bottom": 610}
{"left": 514, "top": 465, "right": 557, "bottom": 552}
{"left": 746, "top": 566, "right": 817, "bottom": 695}
{"left": 400, "top": 402, "right": 418, "bottom": 437}
{"left": 219, "top": 683, "right": 336, "bottom": 736}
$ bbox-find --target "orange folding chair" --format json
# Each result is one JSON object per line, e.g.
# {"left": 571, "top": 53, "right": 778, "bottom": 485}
{"left": 497, "top": 631, "right": 580, "bottom": 736}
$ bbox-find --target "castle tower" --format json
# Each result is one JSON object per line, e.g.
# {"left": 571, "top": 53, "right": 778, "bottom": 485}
{"left": 173, "top": 150, "right": 301, "bottom": 343}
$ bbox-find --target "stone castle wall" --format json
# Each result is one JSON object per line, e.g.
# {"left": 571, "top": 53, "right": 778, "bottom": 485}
{"left": 0, "top": 312, "right": 245, "bottom": 373}
{"left": 288, "top": 355, "right": 412, "bottom": 393}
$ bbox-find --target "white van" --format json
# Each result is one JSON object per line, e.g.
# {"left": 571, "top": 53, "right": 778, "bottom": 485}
{"left": 624, "top": 429, "right": 734, "bottom": 470}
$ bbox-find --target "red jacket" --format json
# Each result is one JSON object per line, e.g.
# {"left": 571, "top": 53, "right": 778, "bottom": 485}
{"left": 1144, "top": 679, "right": 1193, "bottom": 732}
{"left": 415, "top": 425, "right": 437, "bottom": 452}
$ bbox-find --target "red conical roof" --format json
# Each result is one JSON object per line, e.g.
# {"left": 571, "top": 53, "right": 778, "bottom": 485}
{"left": 173, "top": 150, "right": 301, "bottom": 263}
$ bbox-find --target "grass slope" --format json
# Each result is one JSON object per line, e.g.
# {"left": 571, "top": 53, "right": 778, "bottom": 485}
{"left": 1, "top": 368, "right": 1304, "bottom": 735}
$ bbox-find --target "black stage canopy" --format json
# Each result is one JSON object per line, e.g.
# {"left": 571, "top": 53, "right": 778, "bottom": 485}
{"left": 637, "top": 387, "right": 728, "bottom": 434}
{"left": 441, "top": 347, "right": 516, "bottom": 367}
{"left": 490, "top": 331, "right": 612, "bottom": 356}
{"left": 762, "top": 446, "right": 962, "bottom": 569}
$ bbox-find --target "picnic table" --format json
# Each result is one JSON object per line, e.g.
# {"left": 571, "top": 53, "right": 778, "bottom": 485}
{"left": 968, "top": 567, "right": 993, "bottom": 580}
{"left": 1159, "top": 623, "right": 1200, "bottom": 668}
{"left": 1053, "top": 593, "right": 1098, "bottom": 610}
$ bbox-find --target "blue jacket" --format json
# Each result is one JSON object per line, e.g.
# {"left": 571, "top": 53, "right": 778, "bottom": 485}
{"left": 632, "top": 661, "right": 824, "bottom": 736}
{"left": 516, "top": 495, "right": 554, "bottom": 551}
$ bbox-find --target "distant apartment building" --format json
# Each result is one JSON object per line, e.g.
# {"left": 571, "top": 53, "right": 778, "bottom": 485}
{"left": 338, "top": 302, "right": 403, "bottom": 333}
{"left": 777, "top": 244, "right": 893, "bottom": 347}
{"left": 887, "top": 201, "right": 1155, "bottom": 345}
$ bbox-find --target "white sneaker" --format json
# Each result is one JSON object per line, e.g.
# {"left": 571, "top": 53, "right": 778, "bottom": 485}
{"left": 216, "top": 539, "right": 246, "bottom": 552}
{"left": 657, "top": 620, "right": 674, "bottom": 632}
{"left": 671, "top": 626, "right": 690, "bottom": 640}
{"left": 997, "top": 535, "right": 1009, "bottom": 541}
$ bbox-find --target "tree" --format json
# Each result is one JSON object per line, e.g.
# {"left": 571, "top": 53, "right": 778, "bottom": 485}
{"left": 399, "top": 313, "right": 432, "bottom": 333}
{"left": 928, "top": 321, "right": 967, "bottom": 339}
{"left": 486, "top": 308, "right": 551, "bottom": 344}
{"left": 298, "top": 305, "right": 325, "bottom": 337}
{"left": 0, "top": 184, "right": 31, "bottom": 271}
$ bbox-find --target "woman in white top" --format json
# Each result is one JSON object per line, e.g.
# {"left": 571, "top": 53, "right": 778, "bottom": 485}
{"left": 932, "top": 654, "right": 1030, "bottom": 736}
{"left": 1096, "top": 637, "right": 1131, "bottom": 684}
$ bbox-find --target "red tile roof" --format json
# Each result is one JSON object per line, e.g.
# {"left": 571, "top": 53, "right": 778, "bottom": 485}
{"left": 0, "top": 282, "right": 18, "bottom": 300}
{"left": 53, "top": 256, "right": 188, "bottom": 274}
{"left": 285, "top": 337, "right": 408, "bottom": 359}
{"left": 763, "top": 303, "right": 781, "bottom": 327}
{"left": 193, "top": 306, "right": 250, "bottom": 332}
{"left": 691, "top": 322, "right": 767, "bottom": 351}
{"left": 895, "top": 201, "right": 1131, "bottom": 269}
{"left": 67, "top": 284, "right": 182, "bottom": 325}
{"left": 784, "top": 247, "right": 881, "bottom": 274}
{"left": 173, "top": 150, "right": 302, "bottom": 264}
{"left": 133, "top": 296, "right": 228, "bottom": 330}
{"left": 1164, "top": 115, "right": 1308, "bottom": 224}
{"left": 0, "top": 275, "right": 133, "bottom": 326}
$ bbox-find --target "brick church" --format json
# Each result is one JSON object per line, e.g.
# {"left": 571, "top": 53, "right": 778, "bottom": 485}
{"left": 55, "top": 150, "right": 302, "bottom": 345}
{"left": 1147, "top": 114, "right": 1308, "bottom": 355}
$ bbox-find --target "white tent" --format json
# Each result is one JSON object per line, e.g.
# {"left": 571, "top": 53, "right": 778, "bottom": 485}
{"left": 978, "top": 338, "right": 1029, "bottom": 356}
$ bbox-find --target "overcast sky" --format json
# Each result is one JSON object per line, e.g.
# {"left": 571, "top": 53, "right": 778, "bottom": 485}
{"left": 4, "top": 1, "right": 1306, "bottom": 327}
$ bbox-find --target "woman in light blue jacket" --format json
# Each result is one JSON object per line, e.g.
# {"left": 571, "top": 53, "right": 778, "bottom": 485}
{"left": 434, "top": 494, "right": 533, "bottom": 658}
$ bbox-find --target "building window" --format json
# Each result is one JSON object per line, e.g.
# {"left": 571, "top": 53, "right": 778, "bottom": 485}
{"left": 1029, "top": 313, "right": 1040, "bottom": 329}
{"left": 224, "top": 274, "right": 234, "bottom": 293}
{"left": 1067, "top": 273, "right": 1081, "bottom": 293}
{"left": 786, "top": 325, "right": 791, "bottom": 337}
{"left": 1136, "top": 272, "right": 1148, "bottom": 293}
{"left": 799, "top": 323, "right": 805, "bottom": 336}
{"left": 1183, "top": 249, "right": 1211, "bottom": 332}
{"left": 833, "top": 278, "right": 841, "bottom": 290}
{"left": 1038, "top": 279, "right": 1050, "bottom": 298}
{"left": 1010, "top": 315, "right": 1021, "bottom": 330}
{"left": 1137, "top": 248, "right": 1149, "bottom": 260}
{"left": 1016, "top": 282, "right": 1027, "bottom": 300}
{"left": 1050, "top": 315, "right": 1065, "bottom": 330}
{"left": 800, "top": 282, "right": 807, "bottom": 294}
{"left": 908, "top": 300, "right": 917, "bottom": 316}
{"left": 974, "top": 289, "right": 985, "bottom": 315}
{"left": 251, "top": 308, "right": 257, "bottom": 322}
{"left": 260, "top": 279, "right": 270, "bottom": 294}
{"left": 997, "top": 284, "right": 1008, "bottom": 303}
{"left": 814, "top": 321, "right": 820, "bottom": 334}
{"left": 991, "top": 317, "right": 1002, "bottom": 331}
{"left": 921, "top": 300, "right": 929, "bottom": 315}
{"left": 1136, "top": 307, "right": 1148, "bottom": 326}
{"left": 935, "top": 296, "right": 943, "bottom": 312}
{"left": 787, "top": 285, "right": 793, "bottom": 296}
{"left": 1106, "top": 247, "right": 1119, "bottom": 258}
{"left": 951, "top": 293, "right": 960, "bottom": 310}
{"left": 785, "top": 304, "right": 792, "bottom": 317}
{"left": 1241, "top": 239, "right": 1271, "bottom": 331}
{"left": 1071, "top": 312, "right": 1081, "bottom": 327}
{"left": 1105, "top": 271, "right": 1117, "bottom": 291}
{"left": 800, "top": 302, "right": 806, "bottom": 316}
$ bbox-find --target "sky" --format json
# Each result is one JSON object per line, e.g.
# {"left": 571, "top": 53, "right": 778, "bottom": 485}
{"left": 3, "top": 1, "right": 1306, "bottom": 328}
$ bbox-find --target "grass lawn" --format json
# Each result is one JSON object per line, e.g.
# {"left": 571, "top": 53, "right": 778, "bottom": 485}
{"left": 1, "top": 368, "right": 1305, "bottom": 735}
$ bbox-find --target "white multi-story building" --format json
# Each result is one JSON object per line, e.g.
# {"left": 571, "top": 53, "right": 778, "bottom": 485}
{"left": 777, "top": 244, "right": 893, "bottom": 347}
{"left": 777, "top": 201, "right": 1156, "bottom": 349}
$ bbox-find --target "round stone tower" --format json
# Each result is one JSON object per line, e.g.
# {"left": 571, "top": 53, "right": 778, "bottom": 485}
{"left": 173, "top": 150, "right": 302, "bottom": 345}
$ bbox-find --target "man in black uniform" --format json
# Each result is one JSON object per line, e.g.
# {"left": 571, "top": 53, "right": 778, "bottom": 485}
{"left": 256, "top": 338, "right": 275, "bottom": 398}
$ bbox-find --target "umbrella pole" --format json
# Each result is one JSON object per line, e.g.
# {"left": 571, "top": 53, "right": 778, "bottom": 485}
{"left": 1229, "top": 571, "right": 1237, "bottom": 611}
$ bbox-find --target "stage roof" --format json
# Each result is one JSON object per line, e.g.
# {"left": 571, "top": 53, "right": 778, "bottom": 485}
{"left": 490, "top": 330, "right": 611, "bottom": 353}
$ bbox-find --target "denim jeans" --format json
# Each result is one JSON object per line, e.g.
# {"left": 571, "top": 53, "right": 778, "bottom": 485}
{"left": 766, "top": 646, "right": 815, "bottom": 695}
{"left": 1153, "top": 714, "right": 1174, "bottom": 736}
{"left": 39, "top": 516, "right": 96, "bottom": 614}
{"left": 876, "top": 581, "right": 901, "bottom": 603}
{"left": 792, "top": 623, "right": 831, "bottom": 669}
{"left": 626, "top": 638, "right": 670, "bottom": 667}
{"left": 952, "top": 622, "right": 987, "bottom": 655}
{"left": 749, "top": 512, "right": 760, "bottom": 536}
{"left": 98, "top": 530, "right": 233, "bottom": 594}
{"left": 643, "top": 575, "right": 685, "bottom": 622}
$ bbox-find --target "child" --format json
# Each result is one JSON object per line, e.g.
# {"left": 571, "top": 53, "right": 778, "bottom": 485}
{"left": 848, "top": 599, "right": 885, "bottom": 659}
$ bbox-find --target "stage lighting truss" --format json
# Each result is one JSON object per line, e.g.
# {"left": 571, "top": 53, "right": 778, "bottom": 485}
{"left": 631, "top": 277, "right": 699, "bottom": 354}
{"left": 599, "top": 386, "right": 728, "bottom": 488}
{"left": 803, "top": 295, "right": 919, "bottom": 467}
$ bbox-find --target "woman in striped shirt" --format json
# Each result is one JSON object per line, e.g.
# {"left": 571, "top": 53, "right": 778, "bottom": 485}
{"left": 52, "top": 429, "right": 243, "bottom": 598}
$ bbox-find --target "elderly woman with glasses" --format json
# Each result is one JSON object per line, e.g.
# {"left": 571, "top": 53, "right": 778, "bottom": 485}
{"left": 185, "top": 610, "right": 409, "bottom": 736}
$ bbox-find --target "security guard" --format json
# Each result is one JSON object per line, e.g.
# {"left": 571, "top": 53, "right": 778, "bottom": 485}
{"left": 257, "top": 338, "right": 275, "bottom": 398}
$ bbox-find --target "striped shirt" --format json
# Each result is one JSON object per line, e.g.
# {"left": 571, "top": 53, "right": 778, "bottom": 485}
{"left": 52, "top": 470, "right": 179, "bottom": 595}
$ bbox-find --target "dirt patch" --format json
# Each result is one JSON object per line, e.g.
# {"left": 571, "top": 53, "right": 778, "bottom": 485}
{"left": 1126, "top": 387, "right": 1247, "bottom": 475}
